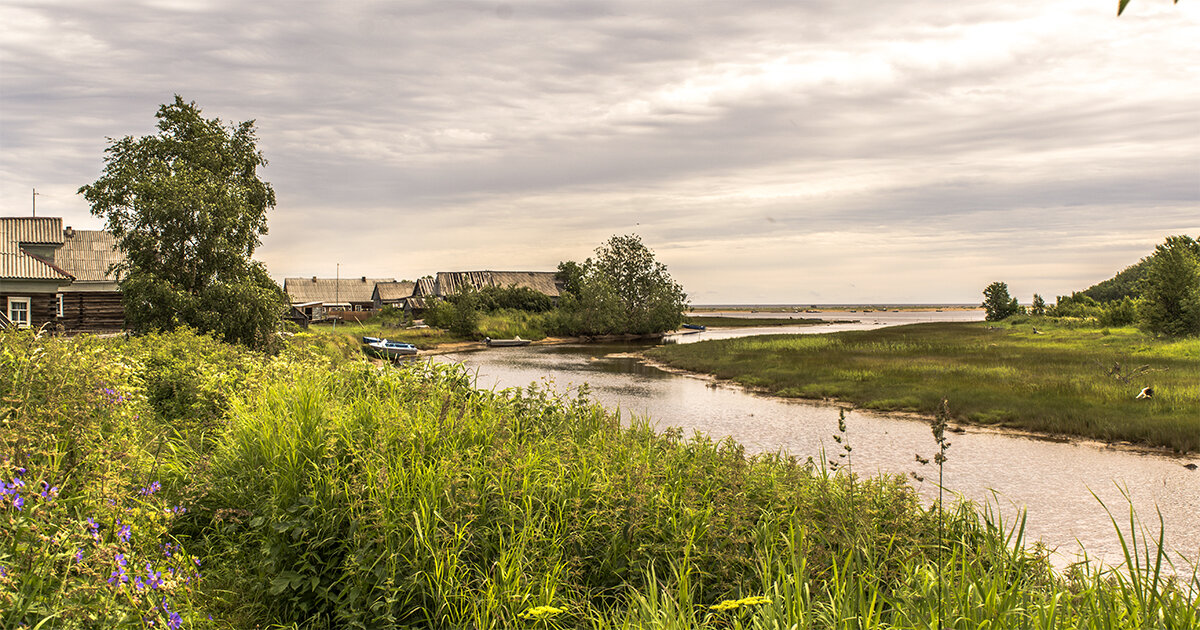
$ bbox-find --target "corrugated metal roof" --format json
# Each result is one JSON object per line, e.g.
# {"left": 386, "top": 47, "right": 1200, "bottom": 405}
{"left": 0, "top": 217, "right": 65, "bottom": 246}
{"left": 1, "top": 218, "right": 73, "bottom": 281}
{"left": 56, "top": 230, "right": 125, "bottom": 283}
{"left": 283, "top": 277, "right": 395, "bottom": 304}
{"left": 373, "top": 281, "right": 415, "bottom": 302}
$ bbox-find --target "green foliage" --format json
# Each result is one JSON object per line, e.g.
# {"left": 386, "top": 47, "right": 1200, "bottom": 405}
{"left": 557, "top": 234, "right": 688, "bottom": 335}
{"left": 78, "top": 96, "right": 285, "bottom": 349}
{"left": 448, "top": 289, "right": 481, "bottom": 338}
{"left": 981, "top": 281, "right": 1021, "bottom": 321}
{"left": 474, "top": 284, "right": 554, "bottom": 313}
{"left": 1119, "top": 0, "right": 1181, "bottom": 16}
{"left": 1138, "top": 235, "right": 1200, "bottom": 337}
{"left": 1080, "top": 258, "right": 1150, "bottom": 303}
{"left": 1030, "top": 293, "right": 1046, "bottom": 316}
{"left": 1098, "top": 296, "right": 1139, "bottom": 327}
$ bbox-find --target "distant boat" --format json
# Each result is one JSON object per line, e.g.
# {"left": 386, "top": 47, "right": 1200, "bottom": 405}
{"left": 365, "top": 339, "right": 418, "bottom": 358}
{"left": 681, "top": 323, "right": 706, "bottom": 331}
{"left": 486, "top": 336, "right": 531, "bottom": 347}
{"left": 362, "top": 336, "right": 383, "bottom": 344}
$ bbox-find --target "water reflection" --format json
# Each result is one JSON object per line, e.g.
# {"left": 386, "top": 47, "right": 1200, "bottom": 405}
{"left": 433, "top": 312, "right": 1200, "bottom": 570}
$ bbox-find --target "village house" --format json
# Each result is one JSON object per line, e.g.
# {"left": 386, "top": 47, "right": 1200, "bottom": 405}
{"left": 371, "top": 280, "right": 416, "bottom": 310}
{"left": 1, "top": 217, "right": 125, "bottom": 331}
{"left": 283, "top": 276, "right": 395, "bottom": 320}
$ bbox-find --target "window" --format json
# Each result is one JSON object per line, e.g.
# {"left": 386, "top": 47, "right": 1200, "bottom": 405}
{"left": 8, "top": 297, "right": 31, "bottom": 328}
{"left": 57, "top": 293, "right": 64, "bottom": 318}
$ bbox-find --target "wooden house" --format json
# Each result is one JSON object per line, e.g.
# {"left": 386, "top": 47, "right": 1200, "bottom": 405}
{"left": 1, "top": 217, "right": 125, "bottom": 332}
{"left": 55, "top": 227, "right": 125, "bottom": 332}
{"left": 371, "top": 281, "right": 416, "bottom": 310}
{"left": 283, "top": 276, "right": 395, "bottom": 316}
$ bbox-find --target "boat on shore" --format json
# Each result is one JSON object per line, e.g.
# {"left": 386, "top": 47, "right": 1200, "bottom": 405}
{"left": 485, "top": 336, "right": 531, "bottom": 347}
{"left": 365, "top": 339, "right": 419, "bottom": 358}
{"left": 681, "top": 323, "right": 706, "bottom": 331}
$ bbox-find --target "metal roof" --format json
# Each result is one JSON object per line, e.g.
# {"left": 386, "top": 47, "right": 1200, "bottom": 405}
{"left": 283, "top": 277, "right": 396, "bottom": 304}
{"left": 56, "top": 230, "right": 124, "bottom": 283}
{"left": 0, "top": 217, "right": 65, "bottom": 246}
{"left": 0, "top": 217, "right": 73, "bottom": 281}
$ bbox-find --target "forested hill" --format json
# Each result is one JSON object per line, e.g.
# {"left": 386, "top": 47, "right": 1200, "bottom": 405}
{"left": 1077, "top": 257, "right": 1150, "bottom": 302}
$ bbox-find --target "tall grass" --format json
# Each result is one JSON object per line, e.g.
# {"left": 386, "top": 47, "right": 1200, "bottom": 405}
{"left": 2, "top": 328, "right": 1197, "bottom": 628}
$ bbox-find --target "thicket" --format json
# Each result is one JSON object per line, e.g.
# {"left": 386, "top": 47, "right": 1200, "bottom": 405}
{"left": 2, "top": 328, "right": 1197, "bottom": 628}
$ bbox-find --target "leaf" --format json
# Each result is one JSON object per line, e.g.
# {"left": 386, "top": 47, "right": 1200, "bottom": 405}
{"left": 1118, "top": 0, "right": 1132, "bottom": 15}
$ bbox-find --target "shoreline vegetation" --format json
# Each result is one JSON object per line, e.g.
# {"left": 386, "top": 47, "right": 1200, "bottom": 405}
{"left": 2, "top": 327, "right": 1197, "bottom": 628}
{"left": 646, "top": 319, "right": 1200, "bottom": 453}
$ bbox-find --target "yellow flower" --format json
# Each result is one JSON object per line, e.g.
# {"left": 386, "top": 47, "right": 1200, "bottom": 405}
{"left": 519, "top": 605, "right": 564, "bottom": 621}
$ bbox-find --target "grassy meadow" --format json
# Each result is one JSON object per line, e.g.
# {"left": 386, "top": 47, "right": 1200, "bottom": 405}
{"left": 647, "top": 319, "right": 1200, "bottom": 452}
{"left": 1, "top": 327, "right": 1197, "bottom": 628}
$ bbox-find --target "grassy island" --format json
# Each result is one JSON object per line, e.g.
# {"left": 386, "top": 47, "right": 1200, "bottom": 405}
{"left": 1, "top": 328, "right": 1196, "bottom": 628}
{"left": 646, "top": 320, "right": 1200, "bottom": 453}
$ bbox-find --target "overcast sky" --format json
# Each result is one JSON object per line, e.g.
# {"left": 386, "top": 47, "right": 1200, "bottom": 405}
{"left": 2, "top": 0, "right": 1197, "bottom": 304}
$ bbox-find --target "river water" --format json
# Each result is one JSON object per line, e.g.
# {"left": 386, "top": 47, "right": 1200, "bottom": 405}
{"left": 432, "top": 310, "right": 1200, "bottom": 571}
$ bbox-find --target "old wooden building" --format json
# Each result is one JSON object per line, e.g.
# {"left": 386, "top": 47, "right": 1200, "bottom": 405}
{"left": 0, "top": 217, "right": 125, "bottom": 332}
{"left": 283, "top": 276, "right": 396, "bottom": 316}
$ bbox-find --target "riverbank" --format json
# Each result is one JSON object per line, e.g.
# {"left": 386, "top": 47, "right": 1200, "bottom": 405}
{"left": 646, "top": 319, "right": 1200, "bottom": 453}
{"left": 3, "top": 328, "right": 1196, "bottom": 628}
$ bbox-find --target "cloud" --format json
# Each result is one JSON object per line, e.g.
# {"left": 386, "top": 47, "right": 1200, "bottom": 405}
{"left": 2, "top": 0, "right": 1197, "bottom": 302}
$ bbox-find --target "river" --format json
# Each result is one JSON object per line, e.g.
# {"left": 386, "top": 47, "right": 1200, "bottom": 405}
{"left": 432, "top": 310, "right": 1200, "bottom": 571}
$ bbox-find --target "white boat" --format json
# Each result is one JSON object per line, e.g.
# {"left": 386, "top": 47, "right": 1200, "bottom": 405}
{"left": 485, "top": 336, "right": 531, "bottom": 347}
{"left": 366, "top": 339, "right": 419, "bottom": 358}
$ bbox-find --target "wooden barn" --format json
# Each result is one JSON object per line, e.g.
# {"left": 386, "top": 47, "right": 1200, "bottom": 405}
{"left": 432, "top": 270, "right": 562, "bottom": 300}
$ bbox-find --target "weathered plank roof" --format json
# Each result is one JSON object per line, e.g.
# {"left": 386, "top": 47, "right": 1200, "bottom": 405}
{"left": 433, "top": 270, "right": 561, "bottom": 298}
{"left": 283, "top": 276, "right": 395, "bottom": 305}
{"left": 412, "top": 277, "right": 437, "bottom": 297}
{"left": 373, "top": 281, "right": 415, "bottom": 302}
{"left": 56, "top": 229, "right": 125, "bottom": 284}
{"left": 0, "top": 217, "right": 73, "bottom": 281}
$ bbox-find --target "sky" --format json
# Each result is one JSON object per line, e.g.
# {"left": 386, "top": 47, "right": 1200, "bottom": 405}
{"left": 1, "top": 0, "right": 1197, "bottom": 304}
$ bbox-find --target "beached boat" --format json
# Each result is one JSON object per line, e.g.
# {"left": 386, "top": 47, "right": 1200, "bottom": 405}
{"left": 362, "top": 336, "right": 382, "bottom": 345}
{"left": 485, "top": 336, "right": 531, "bottom": 347}
{"left": 681, "top": 323, "right": 706, "bottom": 331}
{"left": 366, "top": 339, "right": 419, "bottom": 358}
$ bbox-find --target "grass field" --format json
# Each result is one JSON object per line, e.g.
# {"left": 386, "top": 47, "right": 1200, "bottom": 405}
{"left": 647, "top": 319, "right": 1200, "bottom": 452}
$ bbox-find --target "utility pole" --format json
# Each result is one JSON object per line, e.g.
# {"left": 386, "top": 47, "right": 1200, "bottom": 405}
{"left": 32, "top": 189, "right": 40, "bottom": 217}
{"left": 334, "top": 262, "right": 340, "bottom": 330}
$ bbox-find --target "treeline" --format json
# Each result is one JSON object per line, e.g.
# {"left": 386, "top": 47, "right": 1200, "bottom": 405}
{"left": 984, "top": 235, "right": 1200, "bottom": 337}
{"left": 420, "top": 234, "right": 688, "bottom": 339}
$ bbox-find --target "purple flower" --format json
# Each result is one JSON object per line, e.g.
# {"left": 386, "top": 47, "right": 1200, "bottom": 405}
{"left": 87, "top": 517, "right": 100, "bottom": 541}
{"left": 140, "top": 481, "right": 162, "bottom": 496}
{"left": 39, "top": 481, "right": 59, "bottom": 500}
{"left": 74, "top": 548, "right": 83, "bottom": 562}
{"left": 117, "top": 522, "right": 131, "bottom": 543}
{"left": 12, "top": 494, "right": 23, "bottom": 511}
{"left": 167, "top": 612, "right": 182, "bottom": 630}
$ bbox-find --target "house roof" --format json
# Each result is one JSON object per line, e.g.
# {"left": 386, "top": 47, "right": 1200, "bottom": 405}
{"left": 0, "top": 217, "right": 73, "bottom": 281}
{"left": 412, "top": 277, "right": 437, "bottom": 296}
{"left": 56, "top": 229, "right": 124, "bottom": 283}
{"left": 433, "top": 270, "right": 561, "bottom": 298}
{"left": 373, "top": 281, "right": 415, "bottom": 302}
{"left": 283, "top": 276, "right": 395, "bottom": 305}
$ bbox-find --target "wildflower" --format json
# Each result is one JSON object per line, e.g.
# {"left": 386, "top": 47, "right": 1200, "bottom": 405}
{"left": 87, "top": 517, "right": 100, "bottom": 541}
{"left": 518, "top": 605, "right": 564, "bottom": 621}
{"left": 39, "top": 481, "right": 59, "bottom": 500}
{"left": 140, "top": 481, "right": 162, "bottom": 496}
{"left": 12, "top": 494, "right": 23, "bottom": 511}
{"left": 117, "top": 522, "right": 132, "bottom": 543}
{"left": 710, "top": 595, "right": 770, "bottom": 612}
{"left": 74, "top": 548, "right": 84, "bottom": 562}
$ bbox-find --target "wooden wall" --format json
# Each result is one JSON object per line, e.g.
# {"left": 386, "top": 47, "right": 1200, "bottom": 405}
{"left": 59, "top": 292, "right": 125, "bottom": 333}
{"left": 0, "top": 292, "right": 57, "bottom": 328}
